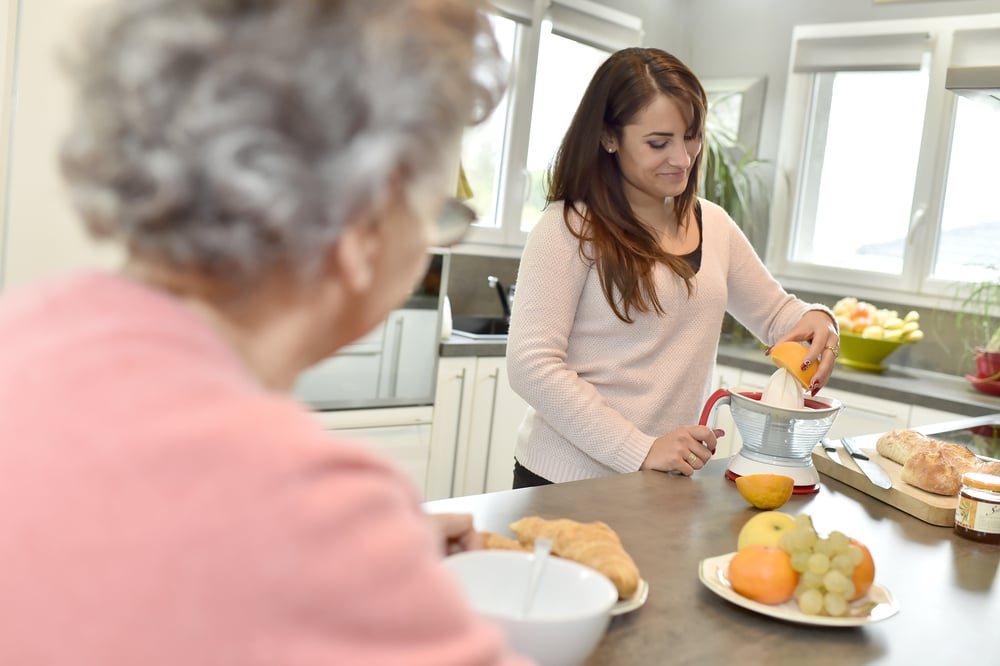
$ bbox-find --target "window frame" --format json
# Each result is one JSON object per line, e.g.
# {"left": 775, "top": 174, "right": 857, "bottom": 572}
{"left": 767, "top": 13, "right": 1000, "bottom": 312}
{"left": 454, "top": 0, "right": 642, "bottom": 254}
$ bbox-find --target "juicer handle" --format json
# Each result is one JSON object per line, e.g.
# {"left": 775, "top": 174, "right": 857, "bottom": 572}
{"left": 699, "top": 388, "right": 732, "bottom": 428}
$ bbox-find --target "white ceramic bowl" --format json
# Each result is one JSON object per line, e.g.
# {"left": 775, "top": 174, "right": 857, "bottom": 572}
{"left": 442, "top": 549, "right": 617, "bottom": 666}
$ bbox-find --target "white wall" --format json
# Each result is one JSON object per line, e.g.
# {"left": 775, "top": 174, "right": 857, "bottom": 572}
{"left": 0, "top": 0, "right": 120, "bottom": 290}
{"left": 670, "top": 0, "right": 1000, "bottom": 163}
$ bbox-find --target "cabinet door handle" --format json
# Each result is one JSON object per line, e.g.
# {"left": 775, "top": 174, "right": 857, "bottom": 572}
{"left": 448, "top": 367, "right": 468, "bottom": 497}
{"left": 481, "top": 368, "right": 500, "bottom": 492}
{"left": 387, "top": 316, "right": 405, "bottom": 397}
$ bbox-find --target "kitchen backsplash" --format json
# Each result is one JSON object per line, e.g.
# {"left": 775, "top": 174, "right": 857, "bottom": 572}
{"left": 446, "top": 254, "right": 520, "bottom": 318}
{"left": 445, "top": 252, "right": 993, "bottom": 378}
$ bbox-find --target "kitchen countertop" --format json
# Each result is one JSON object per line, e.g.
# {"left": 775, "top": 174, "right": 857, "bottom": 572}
{"left": 440, "top": 335, "right": 1000, "bottom": 417}
{"left": 425, "top": 461, "right": 1000, "bottom": 665}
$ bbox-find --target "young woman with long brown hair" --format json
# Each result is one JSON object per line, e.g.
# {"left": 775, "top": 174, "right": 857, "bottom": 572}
{"left": 506, "top": 48, "right": 839, "bottom": 487}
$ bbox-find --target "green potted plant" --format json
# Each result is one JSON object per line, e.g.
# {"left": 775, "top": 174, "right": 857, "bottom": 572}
{"left": 699, "top": 112, "right": 768, "bottom": 240}
{"left": 700, "top": 95, "right": 769, "bottom": 342}
{"left": 956, "top": 270, "right": 1000, "bottom": 382}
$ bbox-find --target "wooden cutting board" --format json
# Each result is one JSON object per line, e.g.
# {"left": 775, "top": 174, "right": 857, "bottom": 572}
{"left": 811, "top": 443, "right": 957, "bottom": 527}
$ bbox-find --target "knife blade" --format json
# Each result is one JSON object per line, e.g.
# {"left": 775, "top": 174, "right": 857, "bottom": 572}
{"left": 820, "top": 438, "right": 846, "bottom": 466}
{"left": 840, "top": 437, "right": 892, "bottom": 489}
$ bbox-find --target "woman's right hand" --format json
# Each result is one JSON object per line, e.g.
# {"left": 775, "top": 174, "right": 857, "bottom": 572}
{"left": 640, "top": 426, "right": 725, "bottom": 475}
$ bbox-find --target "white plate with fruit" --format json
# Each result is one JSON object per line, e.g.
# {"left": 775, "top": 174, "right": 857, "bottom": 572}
{"left": 699, "top": 511, "right": 900, "bottom": 626}
{"left": 699, "top": 552, "right": 899, "bottom": 627}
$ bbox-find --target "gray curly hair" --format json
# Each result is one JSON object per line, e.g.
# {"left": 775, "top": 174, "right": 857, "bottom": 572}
{"left": 60, "top": 0, "right": 506, "bottom": 283}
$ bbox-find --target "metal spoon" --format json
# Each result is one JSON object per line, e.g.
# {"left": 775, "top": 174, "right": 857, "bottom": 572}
{"left": 522, "top": 537, "right": 553, "bottom": 618}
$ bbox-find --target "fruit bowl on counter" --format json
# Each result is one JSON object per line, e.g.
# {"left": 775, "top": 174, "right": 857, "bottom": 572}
{"left": 837, "top": 332, "right": 914, "bottom": 373}
{"left": 832, "top": 298, "right": 923, "bottom": 373}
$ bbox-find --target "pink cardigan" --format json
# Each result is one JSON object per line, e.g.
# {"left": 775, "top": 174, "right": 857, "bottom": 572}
{"left": 0, "top": 272, "right": 529, "bottom": 666}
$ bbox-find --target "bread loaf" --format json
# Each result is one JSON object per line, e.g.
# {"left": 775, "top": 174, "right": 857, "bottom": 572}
{"left": 879, "top": 429, "right": 998, "bottom": 496}
{"left": 900, "top": 449, "right": 966, "bottom": 496}
{"left": 876, "top": 430, "right": 932, "bottom": 465}
{"left": 508, "top": 516, "right": 640, "bottom": 599}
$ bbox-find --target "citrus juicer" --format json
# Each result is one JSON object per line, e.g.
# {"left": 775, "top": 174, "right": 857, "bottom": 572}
{"left": 699, "top": 386, "right": 843, "bottom": 494}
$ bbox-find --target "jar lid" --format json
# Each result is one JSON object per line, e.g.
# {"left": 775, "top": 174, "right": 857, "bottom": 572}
{"left": 961, "top": 471, "right": 1000, "bottom": 492}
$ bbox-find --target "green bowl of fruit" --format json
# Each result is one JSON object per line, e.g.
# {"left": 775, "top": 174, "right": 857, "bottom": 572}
{"left": 837, "top": 333, "right": 909, "bottom": 372}
{"left": 833, "top": 298, "right": 923, "bottom": 373}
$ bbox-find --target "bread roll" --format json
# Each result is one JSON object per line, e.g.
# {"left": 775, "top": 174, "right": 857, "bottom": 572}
{"left": 876, "top": 430, "right": 932, "bottom": 465}
{"left": 509, "top": 516, "right": 640, "bottom": 599}
{"left": 884, "top": 428, "right": 996, "bottom": 496}
{"left": 901, "top": 449, "right": 966, "bottom": 496}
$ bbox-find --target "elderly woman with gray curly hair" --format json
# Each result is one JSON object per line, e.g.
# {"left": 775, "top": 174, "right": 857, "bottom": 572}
{"left": 0, "top": 1, "right": 530, "bottom": 664}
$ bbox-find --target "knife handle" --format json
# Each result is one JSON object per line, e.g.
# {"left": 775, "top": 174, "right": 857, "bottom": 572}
{"left": 842, "top": 438, "right": 870, "bottom": 460}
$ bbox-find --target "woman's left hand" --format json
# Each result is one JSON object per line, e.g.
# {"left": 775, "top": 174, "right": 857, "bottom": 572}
{"left": 769, "top": 310, "right": 840, "bottom": 395}
{"left": 428, "top": 512, "right": 483, "bottom": 555}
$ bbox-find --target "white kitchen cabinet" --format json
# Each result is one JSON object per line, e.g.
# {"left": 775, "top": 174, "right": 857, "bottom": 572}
{"left": 426, "top": 356, "right": 528, "bottom": 500}
{"left": 908, "top": 406, "right": 969, "bottom": 429}
{"left": 822, "top": 388, "right": 908, "bottom": 441}
{"left": 378, "top": 309, "right": 439, "bottom": 400}
{"left": 311, "top": 407, "right": 433, "bottom": 497}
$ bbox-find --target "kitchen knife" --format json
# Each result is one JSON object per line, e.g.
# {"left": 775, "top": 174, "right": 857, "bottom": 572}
{"left": 821, "top": 438, "right": 847, "bottom": 466}
{"left": 840, "top": 437, "right": 892, "bottom": 489}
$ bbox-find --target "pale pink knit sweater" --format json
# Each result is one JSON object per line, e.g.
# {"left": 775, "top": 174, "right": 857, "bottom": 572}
{"left": 0, "top": 272, "right": 529, "bottom": 666}
{"left": 508, "top": 200, "right": 830, "bottom": 483}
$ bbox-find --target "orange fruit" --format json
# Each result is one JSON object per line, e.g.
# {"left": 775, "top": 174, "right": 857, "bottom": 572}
{"left": 735, "top": 474, "right": 795, "bottom": 509}
{"left": 727, "top": 545, "right": 798, "bottom": 605}
{"left": 769, "top": 341, "right": 819, "bottom": 389}
{"left": 849, "top": 538, "right": 875, "bottom": 601}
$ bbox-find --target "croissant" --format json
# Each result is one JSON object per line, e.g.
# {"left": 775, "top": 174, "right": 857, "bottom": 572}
{"left": 509, "top": 516, "right": 640, "bottom": 599}
{"left": 479, "top": 531, "right": 527, "bottom": 551}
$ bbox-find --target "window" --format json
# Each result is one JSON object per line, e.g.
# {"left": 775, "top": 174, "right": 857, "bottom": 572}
{"left": 769, "top": 15, "right": 1000, "bottom": 308}
{"left": 456, "top": 0, "right": 642, "bottom": 249}
{"left": 936, "top": 95, "right": 1000, "bottom": 283}
{"left": 794, "top": 69, "right": 928, "bottom": 274}
{"left": 521, "top": 30, "right": 611, "bottom": 230}
{"left": 459, "top": 15, "right": 517, "bottom": 233}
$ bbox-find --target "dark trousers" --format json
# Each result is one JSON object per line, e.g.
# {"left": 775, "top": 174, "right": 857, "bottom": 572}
{"left": 512, "top": 459, "right": 553, "bottom": 489}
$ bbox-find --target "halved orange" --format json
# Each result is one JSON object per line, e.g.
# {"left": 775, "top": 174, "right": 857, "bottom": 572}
{"left": 769, "top": 341, "right": 818, "bottom": 389}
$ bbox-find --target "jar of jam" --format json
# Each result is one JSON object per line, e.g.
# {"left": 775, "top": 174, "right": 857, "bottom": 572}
{"left": 954, "top": 472, "right": 1000, "bottom": 544}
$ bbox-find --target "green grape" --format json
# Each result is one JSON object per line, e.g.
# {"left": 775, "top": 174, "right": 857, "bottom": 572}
{"left": 790, "top": 550, "right": 812, "bottom": 573}
{"left": 801, "top": 571, "right": 824, "bottom": 589}
{"left": 846, "top": 544, "right": 864, "bottom": 566}
{"left": 831, "top": 553, "right": 855, "bottom": 575}
{"left": 823, "top": 592, "right": 848, "bottom": 617}
{"left": 843, "top": 580, "right": 856, "bottom": 601}
{"left": 797, "top": 588, "right": 824, "bottom": 615}
{"left": 823, "top": 569, "right": 850, "bottom": 595}
{"left": 796, "top": 528, "right": 818, "bottom": 551}
{"left": 778, "top": 531, "right": 796, "bottom": 554}
{"left": 813, "top": 537, "right": 835, "bottom": 557}
{"left": 807, "top": 552, "right": 831, "bottom": 575}
{"left": 827, "top": 530, "right": 850, "bottom": 554}
{"left": 794, "top": 513, "right": 815, "bottom": 530}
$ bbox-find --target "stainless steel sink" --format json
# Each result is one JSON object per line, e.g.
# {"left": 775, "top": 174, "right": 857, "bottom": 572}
{"left": 452, "top": 315, "right": 509, "bottom": 339}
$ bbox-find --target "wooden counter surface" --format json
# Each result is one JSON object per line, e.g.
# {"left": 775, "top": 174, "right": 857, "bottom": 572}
{"left": 424, "top": 460, "right": 1000, "bottom": 665}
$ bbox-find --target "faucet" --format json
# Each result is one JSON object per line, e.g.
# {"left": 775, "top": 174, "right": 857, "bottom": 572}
{"left": 488, "top": 275, "right": 515, "bottom": 322}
